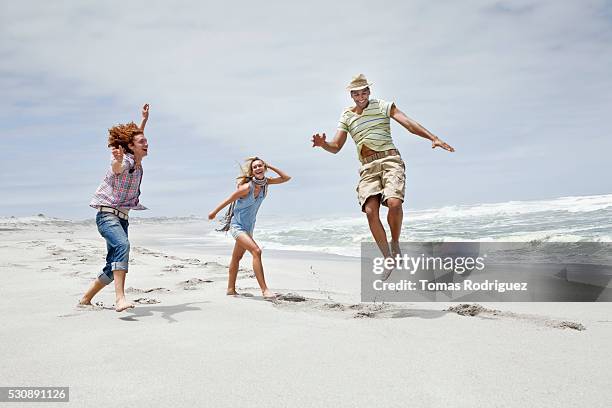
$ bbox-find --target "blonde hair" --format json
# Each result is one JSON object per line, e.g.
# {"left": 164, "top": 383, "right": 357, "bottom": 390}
{"left": 107, "top": 122, "right": 143, "bottom": 155}
{"left": 236, "top": 156, "right": 267, "bottom": 186}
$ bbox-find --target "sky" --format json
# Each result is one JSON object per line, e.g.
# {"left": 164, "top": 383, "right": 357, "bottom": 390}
{"left": 1, "top": 0, "right": 611, "bottom": 219}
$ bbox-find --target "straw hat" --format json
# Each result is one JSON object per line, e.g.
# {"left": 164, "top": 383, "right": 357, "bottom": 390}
{"left": 346, "top": 73, "right": 373, "bottom": 91}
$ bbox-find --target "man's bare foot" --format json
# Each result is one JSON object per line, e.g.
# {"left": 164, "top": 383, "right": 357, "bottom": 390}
{"left": 115, "top": 297, "right": 135, "bottom": 312}
{"left": 381, "top": 256, "right": 396, "bottom": 281}
{"left": 78, "top": 298, "right": 92, "bottom": 306}
{"left": 391, "top": 241, "right": 402, "bottom": 258}
{"left": 226, "top": 289, "right": 240, "bottom": 296}
{"left": 262, "top": 289, "right": 277, "bottom": 299}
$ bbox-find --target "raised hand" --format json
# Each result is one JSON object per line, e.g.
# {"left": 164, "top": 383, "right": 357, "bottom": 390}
{"left": 311, "top": 133, "right": 327, "bottom": 147}
{"left": 142, "top": 103, "right": 150, "bottom": 121}
{"left": 208, "top": 211, "right": 216, "bottom": 221}
{"left": 111, "top": 145, "right": 125, "bottom": 163}
{"left": 432, "top": 137, "right": 455, "bottom": 152}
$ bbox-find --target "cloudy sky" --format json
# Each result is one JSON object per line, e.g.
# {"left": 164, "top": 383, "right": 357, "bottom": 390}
{"left": 1, "top": 0, "right": 611, "bottom": 219}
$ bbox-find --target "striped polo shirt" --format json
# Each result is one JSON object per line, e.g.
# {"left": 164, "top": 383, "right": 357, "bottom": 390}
{"left": 337, "top": 98, "right": 397, "bottom": 162}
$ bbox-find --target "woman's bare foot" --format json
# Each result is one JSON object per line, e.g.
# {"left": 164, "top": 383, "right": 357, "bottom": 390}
{"left": 115, "top": 297, "right": 135, "bottom": 312}
{"left": 226, "top": 289, "right": 240, "bottom": 296}
{"left": 78, "top": 298, "right": 92, "bottom": 306}
{"left": 262, "top": 289, "right": 277, "bottom": 299}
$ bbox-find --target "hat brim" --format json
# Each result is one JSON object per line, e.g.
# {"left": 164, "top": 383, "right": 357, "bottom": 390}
{"left": 347, "top": 82, "right": 373, "bottom": 91}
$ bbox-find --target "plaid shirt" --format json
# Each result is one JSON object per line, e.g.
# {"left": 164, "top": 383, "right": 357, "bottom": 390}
{"left": 90, "top": 153, "right": 147, "bottom": 210}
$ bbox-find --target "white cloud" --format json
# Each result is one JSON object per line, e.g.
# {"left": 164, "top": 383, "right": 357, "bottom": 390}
{"left": 1, "top": 0, "right": 611, "bottom": 217}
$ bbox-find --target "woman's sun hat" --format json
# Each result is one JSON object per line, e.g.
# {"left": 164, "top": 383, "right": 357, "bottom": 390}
{"left": 346, "top": 73, "right": 373, "bottom": 91}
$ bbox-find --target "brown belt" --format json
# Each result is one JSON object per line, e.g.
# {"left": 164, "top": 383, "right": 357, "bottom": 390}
{"left": 361, "top": 149, "right": 400, "bottom": 164}
{"left": 99, "top": 206, "right": 129, "bottom": 220}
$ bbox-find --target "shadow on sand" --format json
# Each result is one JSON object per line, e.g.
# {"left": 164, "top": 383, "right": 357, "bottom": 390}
{"left": 119, "top": 301, "right": 209, "bottom": 323}
{"left": 237, "top": 292, "right": 449, "bottom": 320}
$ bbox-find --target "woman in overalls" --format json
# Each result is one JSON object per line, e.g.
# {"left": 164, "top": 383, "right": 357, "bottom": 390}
{"left": 209, "top": 157, "right": 291, "bottom": 299}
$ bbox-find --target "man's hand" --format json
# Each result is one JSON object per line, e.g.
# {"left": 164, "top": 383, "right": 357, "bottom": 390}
{"left": 111, "top": 145, "right": 125, "bottom": 162}
{"left": 311, "top": 133, "right": 327, "bottom": 147}
{"left": 311, "top": 130, "right": 347, "bottom": 154}
{"left": 432, "top": 137, "right": 455, "bottom": 152}
{"left": 208, "top": 211, "right": 217, "bottom": 221}
{"left": 142, "top": 104, "right": 150, "bottom": 121}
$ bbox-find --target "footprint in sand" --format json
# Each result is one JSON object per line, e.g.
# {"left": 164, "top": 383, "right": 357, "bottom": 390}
{"left": 321, "top": 302, "right": 346, "bottom": 311}
{"left": 162, "top": 264, "right": 186, "bottom": 273}
{"left": 70, "top": 257, "right": 89, "bottom": 265}
{"left": 269, "top": 294, "right": 405, "bottom": 319}
{"left": 276, "top": 293, "right": 307, "bottom": 302}
{"left": 126, "top": 287, "right": 171, "bottom": 294}
{"left": 64, "top": 302, "right": 113, "bottom": 315}
{"left": 180, "top": 278, "right": 214, "bottom": 290}
{"left": 202, "top": 261, "right": 227, "bottom": 269}
{"left": 446, "top": 303, "right": 587, "bottom": 331}
{"left": 133, "top": 297, "right": 161, "bottom": 304}
{"left": 63, "top": 270, "right": 85, "bottom": 278}
{"left": 550, "top": 321, "right": 586, "bottom": 331}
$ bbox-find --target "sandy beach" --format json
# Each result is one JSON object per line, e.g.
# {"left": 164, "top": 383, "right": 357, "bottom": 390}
{"left": 1, "top": 216, "right": 611, "bottom": 407}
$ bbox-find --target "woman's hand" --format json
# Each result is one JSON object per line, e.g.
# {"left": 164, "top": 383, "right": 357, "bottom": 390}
{"left": 111, "top": 145, "right": 125, "bottom": 174}
{"left": 266, "top": 164, "right": 292, "bottom": 184}
{"left": 140, "top": 103, "right": 150, "bottom": 131}
{"left": 208, "top": 211, "right": 217, "bottom": 221}
{"left": 111, "top": 145, "right": 125, "bottom": 162}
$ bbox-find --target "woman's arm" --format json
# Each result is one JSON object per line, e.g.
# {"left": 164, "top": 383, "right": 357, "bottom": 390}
{"left": 208, "top": 183, "right": 250, "bottom": 220}
{"left": 266, "top": 164, "right": 291, "bottom": 184}
{"left": 111, "top": 146, "right": 126, "bottom": 174}
{"left": 390, "top": 105, "right": 455, "bottom": 152}
{"left": 139, "top": 104, "right": 150, "bottom": 131}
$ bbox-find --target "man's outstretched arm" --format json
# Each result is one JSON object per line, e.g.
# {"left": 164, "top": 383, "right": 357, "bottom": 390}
{"left": 311, "top": 130, "right": 348, "bottom": 154}
{"left": 390, "top": 105, "right": 455, "bottom": 152}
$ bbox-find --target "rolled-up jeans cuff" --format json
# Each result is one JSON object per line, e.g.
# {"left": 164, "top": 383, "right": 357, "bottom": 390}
{"left": 111, "top": 261, "right": 128, "bottom": 272}
{"left": 97, "top": 271, "right": 113, "bottom": 285}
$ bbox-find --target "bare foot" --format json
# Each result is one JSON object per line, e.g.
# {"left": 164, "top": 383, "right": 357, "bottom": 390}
{"left": 262, "top": 289, "right": 277, "bottom": 299}
{"left": 115, "top": 297, "right": 135, "bottom": 312}
{"left": 226, "top": 289, "right": 240, "bottom": 296}
{"left": 381, "top": 256, "right": 396, "bottom": 281}
{"left": 391, "top": 241, "right": 402, "bottom": 258}
{"left": 78, "top": 298, "right": 92, "bottom": 306}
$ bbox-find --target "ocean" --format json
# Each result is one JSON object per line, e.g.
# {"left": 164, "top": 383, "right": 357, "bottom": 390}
{"left": 3, "top": 194, "right": 611, "bottom": 258}
{"left": 204, "top": 194, "right": 612, "bottom": 257}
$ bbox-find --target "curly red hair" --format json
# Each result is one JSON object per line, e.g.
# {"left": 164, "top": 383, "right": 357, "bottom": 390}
{"left": 107, "top": 122, "right": 143, "bottom": 154}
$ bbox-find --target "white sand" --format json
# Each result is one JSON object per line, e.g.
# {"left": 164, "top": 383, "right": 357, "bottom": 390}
{"left": 1, "top": 216, "right": 610, "bottom": 407}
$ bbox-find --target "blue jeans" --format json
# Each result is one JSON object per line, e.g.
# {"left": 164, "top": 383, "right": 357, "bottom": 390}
{"left": 96, "top": 212, "right": 130, "bottom": 285}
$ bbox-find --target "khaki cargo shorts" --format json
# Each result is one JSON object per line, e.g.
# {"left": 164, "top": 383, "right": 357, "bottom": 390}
{"left": 356, "top": 155, "right": 405, "bottom": 212}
